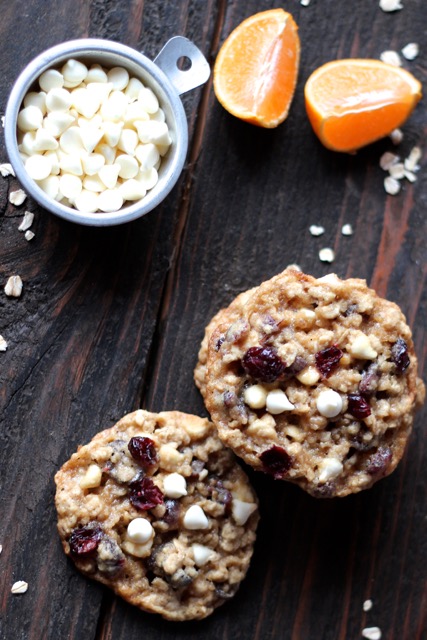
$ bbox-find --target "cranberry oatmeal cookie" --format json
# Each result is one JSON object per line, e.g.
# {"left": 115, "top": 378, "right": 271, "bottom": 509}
{"left": 204, "top": 269, "right": 425, "bottom": 498}
{"left": 54, "top": 410, "right": 259, "bottom": 621}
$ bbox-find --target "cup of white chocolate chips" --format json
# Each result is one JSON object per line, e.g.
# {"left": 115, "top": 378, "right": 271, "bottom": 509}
{"left": 4, "top": 38, "right": 210, "bottom": 226}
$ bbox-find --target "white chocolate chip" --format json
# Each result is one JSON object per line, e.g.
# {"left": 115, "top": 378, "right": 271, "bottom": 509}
{"left": 59, "top": 152, "right": 83, "bottom": 176}
{"left": 43, "top": 111, "right": 75, "bottom": 136}
{"left": 97, "top": 188, "right": 123, "bottom": 212}
{"left": 98, "top": 164, "right": 120, "bottom": 189}
{"left": 183, "top": 505, "right": 209, "bottom": 530}
{"left": 107, "top": 66, "right": 130, "bottom": 90}
{"left": 135, "top": 120, "right": 171, "bottom": 146}
{"left": 296, "top": 366, "right": 320, "bottom": 386}
{"left": 163, "top": 472, "right": 187, "bottom": 499}
{"left": 100, "top": 90, "right": 128, "bottom": 121}
{"left": 25, "top": 154, "right": 52, "bottom": 180}
{"left": 117, "top": 128, "right": 138, "bottom": 155}
{"left": 316, "top": 389, "right": 343, "bottom": 418}
{"left": 9, "top": 189, "right": 27, "bottom": 206}
{"left": 39, "top": 69, "right": 64, "bottom": 92}
{"left": 362, "top": 627, "right": 382, "bottom": 640}
{"left": 59, "top": 174, "right": 83, "bottom": 200}
{"left": 318, "top": 457, "right": 343, "bottom": 483}
{"left": 25, "top": 230, "right": 35, "bottom": 241}
{"left": 4, "top": 275, "right": 23, "bottom": 297}
{"left": 388, "top": 162, "right": 405, "bottom": 179}
{"left": 45, "top": 87, "right": 73, "bottom": 112}
{"left": 243, "top": 384, "right": 268, "bottom": 409}
{"left": 33, "top": 127, "right": 59, "bottom": 152}
{"left": 138, "top": 87, "right": 159, "bottom": 114}
{"left": 0, "top": 163, "right": 15, "bottom": 177}
{"left": 17, "top": 105, "right": 43, "bottom": 132}
{"left": 341, "top": 223, "right": 353, "bottom": 236}
{"left": 71, "top": 87, "right": 102, "bottom": 119}
{"left": 86, "top": 65, "right": 108, "bottom": 83}
{"left": 121, "top": 538, "right": 153, "bottom": 558}
{"left": 79, "top": 464, "right": 102, "bottom": 489}
{"left": 231, "top": 499, "right": 257, "bottom": 525}
{"left": 136, "top": 167, "right": 158, "bottom": 190}
{"left": 309, "top": 224, "right": 325, "bottom": 236}
{"left": 127, "top": 517, "right": 154, "bottom": 544}
{"left": 404, "top": 146, "right": 421, "bottom": 172}
{"left": 401, "top": 42, "right": 419, "bottom": 60}
{"left": 348, "top": 333, "right": 378, "bottom": 359}
{"left": 83, "top": 174, "right": 107, "bottom": 193}
{"left": 60, "top": 126, "right": 85, "bottom": 154}
{"left": 74, "top": 189, "right": 100, "bottom": 213}
{"left": 266, "top": 389, "right": 295, "bottom": 414}
{"left": 11, "top": 581, "right": 28, "bottom": 595}
{"left": 379, "top": 151, "right": 399, "bottom": 171}
{"left": 18, "top": 211, "right": 34, "bottom": 232}
{"left": 192, "top": 544, "right": 215, "bottom": 567}
{"left": 319, "top": 248, "right": 335, "bottom": 263}
{"left": 38, "top": 175, "right": 60, "bottom": 199}
{"left": 135, "top": 143, "right": 160, "bottom": 170}
{"left": 124, "top": 77, "right": 144, "bottom": 100}
{"left": 101, "top": 121, "right": 123, "bottom": 147}
{"left": 118, "top": 179, "right": 146, "bottom": 201}
{"left": 363, "top": 599, "right": 373, "bottom": 612}
{"left": 115, "top": 154, "right": 139, "bottom": 179}
{"left": 81, "top": 126, "right": 104, "bottom": 154}
{"left": 23, "top": 90, "right": 47, "bottom": 113}
{"left": 379, "top": 0, "right": 402, "bottom": 11}
{"left": 380, "top": 50, "right": 401, "bottom": 67}
{"left": 0, "top": 335, "right": 8, "bottom": 351}
{"left": 62, "top": 59, "right": 88, "bottom": 87}
{"left": 81, "top": 153, "right": 105, "bottom": 176}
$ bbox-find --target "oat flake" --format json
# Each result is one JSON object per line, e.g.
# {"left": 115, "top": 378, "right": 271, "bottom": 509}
{"left": 389, "top": 128, "right": 403, "bottom": 145}
{"left": 379, "top": 0, "right": 403, "bottom": 11}
{"left": 300, "top": 0, "right": 311, "bottom": 5}
{"left": 4, "top": 275, "right": 23, "bottom": 298}
{"left": 0, "top": 336, "right": 7, "bottom": 351}
{"left": 9, "top": 189, "right": 27, "bottom": 206}
{"left": 380, "top": 151, "right": 399, "bottom": 171}
{"left": 404, "top": 146, "right": 421, "bottom": 172}
{"left": 388, "top": 162, "right": 405, "bottom": 179}
{"left": 11, "top": 581, "right": 28, "bottom": 595}
{"left": 0, "top": 163, "right": 15, "bottom": 177}
{"left": 18, "top": 211, "right": 34, "bottom": 232}
{"left": 319, "top": 248, "right": 335, "bottom": 263}
{"left": 401, "top": 42, "right": 419, "bottom": 60}
{"left": 362, "top": 627, "right": 382, "bottom": 640}
{"left": 384, "top": 176, "right": 401, "bottom": 195}
{"left": 25, "top": 230, "right": 35, "bottom": 242}
{"left": 403, "top": 169, "right": 417, "bottom": 183}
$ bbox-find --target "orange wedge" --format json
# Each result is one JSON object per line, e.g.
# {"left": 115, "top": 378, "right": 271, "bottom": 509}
{"left": 213, "top": 9, "right": 300, "bottom": 128}
{"left": 304, "top": 59, "right": 422, "bottom": 152}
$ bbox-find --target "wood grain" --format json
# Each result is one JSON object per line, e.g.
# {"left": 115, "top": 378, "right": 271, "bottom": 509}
{"left": 0, "top": 1, "right": 426, "bottom": 639}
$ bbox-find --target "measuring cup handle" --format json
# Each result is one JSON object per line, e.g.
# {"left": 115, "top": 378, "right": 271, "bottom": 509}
{"left": 154, "top": 36, "right": 210, "bottom": 95}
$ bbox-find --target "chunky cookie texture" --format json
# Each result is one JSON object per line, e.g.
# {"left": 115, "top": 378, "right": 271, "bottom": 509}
{"left": 55, "top": 410, "right": 259, "bottom": 621}
{"left": 204, "top": 269, "right": 425, "bottom": 498}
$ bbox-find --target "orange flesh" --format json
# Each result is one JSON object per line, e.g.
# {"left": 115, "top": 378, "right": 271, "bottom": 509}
{"left": 214, "top": 10, "right": 300, "bottom": 127}
{"left": 305, "top": 60, "right": 422, "bottom": 151}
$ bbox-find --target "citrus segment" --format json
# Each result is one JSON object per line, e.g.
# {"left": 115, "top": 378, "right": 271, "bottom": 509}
{"left": 304, "top": 59, "right": 422, "bottom": 152}
{"left": 213, "top": 9, "right": 300, "bottom": 128}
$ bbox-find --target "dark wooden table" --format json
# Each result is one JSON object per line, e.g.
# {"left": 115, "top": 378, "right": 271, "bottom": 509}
{"left": 0, "top": 1, "right": 426, "bottom": 639}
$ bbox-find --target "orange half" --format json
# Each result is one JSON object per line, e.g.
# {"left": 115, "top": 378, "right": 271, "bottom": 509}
{"left": 213, "top": 9, "right": 300, "bottom": 128}
{"left": 304, "top": 59, "right": 422, "bottom": 152}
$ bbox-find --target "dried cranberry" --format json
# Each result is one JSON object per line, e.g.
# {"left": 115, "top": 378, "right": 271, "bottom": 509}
{"left": 391, "top": 338, "right": 410, "bottom": 374}
{"left": 359, "top": 363, "right": 380, "bottom": 395}
{"left": 242, "top": 346, "right": 285, "bottom": 382}
{"left": 259, "top": 445, "right": 292, "bottom": 479}
{"left": 366, "top": 446, "right": 392, "bottom": 475}
{"left": 69, "top": 522, "right": 103, "bottom": 557}
{"left": 128, "top": 437, "right": 158, "bottom": 469}
{"left": 347, "top": 393, "right": 371, "bottom": 419}
{"left": 129, "top": 474, "right": 163, "bottom": 511}
{"left": 315, "top": 345, "right": 343, "bottom": 377}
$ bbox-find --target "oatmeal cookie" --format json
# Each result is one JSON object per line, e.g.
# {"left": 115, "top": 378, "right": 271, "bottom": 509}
{"left": 204, "top": 269, "right": 425, "bottom": 498}
{"left": 54, "top": 410, "right": 259, "bottom": 621}
{"left": 194, "top": 288, "right": 257, "bottom": 397}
